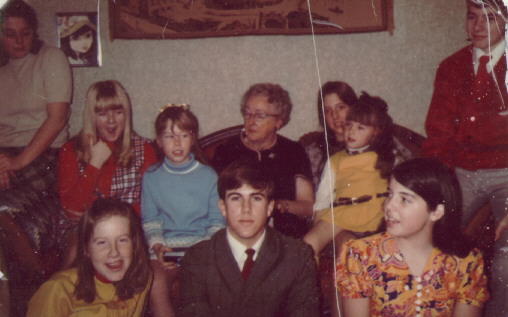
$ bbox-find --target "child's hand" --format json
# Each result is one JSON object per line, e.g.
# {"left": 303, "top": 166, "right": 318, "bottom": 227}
{"left": 495, "top": 213, "right": 508, "bottom": 241}
{"left": 313, "top": 209, "right": 326, "bottom": 225}
{"left": 152, "top": 243, "right": 178, "bottom": 270}
{"left": 88, "top": 134, "right": 112, "bottom": 169}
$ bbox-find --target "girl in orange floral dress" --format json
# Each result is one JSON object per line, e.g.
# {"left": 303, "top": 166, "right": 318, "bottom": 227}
{"left": 336, "top": 158, "right": 489, "bottom": 317}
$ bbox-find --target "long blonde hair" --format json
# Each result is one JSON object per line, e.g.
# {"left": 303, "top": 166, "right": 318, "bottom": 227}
{"left": 74, "top": 80, "right": 134, "bottom": 167}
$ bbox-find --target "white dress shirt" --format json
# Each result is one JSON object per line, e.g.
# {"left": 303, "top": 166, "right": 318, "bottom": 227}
{"left": 473, "top": 40, "right": 506, "bottom": 74}
{"left": 226, "top": 228, "right": 266, "bottom": 270}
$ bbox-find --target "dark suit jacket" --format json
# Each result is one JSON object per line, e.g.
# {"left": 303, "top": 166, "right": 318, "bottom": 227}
{"left": 177, "top": 227, "right": 320, "bottom": 317}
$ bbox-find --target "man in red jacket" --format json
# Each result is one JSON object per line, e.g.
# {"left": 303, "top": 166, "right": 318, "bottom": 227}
{"left": 423, "top": 1, "right": 508, "bottom": 315}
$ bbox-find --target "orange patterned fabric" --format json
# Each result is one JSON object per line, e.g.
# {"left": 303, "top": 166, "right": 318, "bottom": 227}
{"left": 336, "top": 233, "right": 489, "bottom": 316}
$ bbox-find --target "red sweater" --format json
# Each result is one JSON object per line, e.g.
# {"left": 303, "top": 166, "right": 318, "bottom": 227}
{"left": 423, "top": 45, "right": 508, "bottom": 169}
{"left": 58, "top": 136, "right": 157, "bottom": 218}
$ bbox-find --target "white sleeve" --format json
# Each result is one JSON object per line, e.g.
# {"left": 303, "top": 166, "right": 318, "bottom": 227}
{"left": 313, "top": 159, "right": 336, "bottom": 215}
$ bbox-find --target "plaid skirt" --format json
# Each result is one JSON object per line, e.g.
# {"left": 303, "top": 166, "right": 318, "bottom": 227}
{"left": 0, "top": 147, "right": 71, "bottom": 254}
{"left": 0, "top": 147, "right": 59, "bottom": 194}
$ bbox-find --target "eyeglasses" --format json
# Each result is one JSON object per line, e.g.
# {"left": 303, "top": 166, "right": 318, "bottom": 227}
{"left": 242, "top": 110, "right": 279, "bottom": 123}
{"left": 161, "top": 132, "right": 193, "bottom": 145}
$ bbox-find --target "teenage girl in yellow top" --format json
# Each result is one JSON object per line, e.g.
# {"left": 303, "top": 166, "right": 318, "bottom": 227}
{"left": 27, "top": 198, "right": 152, "bottom": 317}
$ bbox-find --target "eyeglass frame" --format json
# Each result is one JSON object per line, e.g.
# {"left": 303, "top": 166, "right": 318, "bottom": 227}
{"left": 241, "top": 109, "right": 280, "bottom": 123}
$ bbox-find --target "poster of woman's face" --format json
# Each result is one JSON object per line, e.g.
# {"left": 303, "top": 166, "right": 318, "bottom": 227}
{"left": 57, "top": 12, "right": 100, "bottom": 67}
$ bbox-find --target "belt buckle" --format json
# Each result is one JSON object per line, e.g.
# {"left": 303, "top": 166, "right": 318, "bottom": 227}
{"left": 350, "top": 197, "right": 360, "bottom": 205}
{"left": 352, "top": 195, "right": 371, "bottom": 204}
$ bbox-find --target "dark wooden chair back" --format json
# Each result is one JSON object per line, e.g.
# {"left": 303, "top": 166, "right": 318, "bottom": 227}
{"left": 199, "top": 125, "right": 243, "bottom": 161}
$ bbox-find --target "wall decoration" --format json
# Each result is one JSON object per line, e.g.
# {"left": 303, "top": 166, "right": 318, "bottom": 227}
{"left": 109, "top": 0, "right": 391, "bottom": 40}
{"left": 57, "top": 12, "right": 101, "bottom": 67}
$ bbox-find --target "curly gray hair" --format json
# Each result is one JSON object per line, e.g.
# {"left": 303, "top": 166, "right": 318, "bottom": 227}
{"left": 240, "top": 83, "right": 293, "bottom": 128}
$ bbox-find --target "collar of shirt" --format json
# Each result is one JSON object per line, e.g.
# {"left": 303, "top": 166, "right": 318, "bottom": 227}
{"left": 346, "top": 144, "right": 370, "bottom": 155}
{"left": 226, "top": 228, "right": 266, "bottom": 271}
{"left": 473, "top": 40, "right": 506, "bottom": 75}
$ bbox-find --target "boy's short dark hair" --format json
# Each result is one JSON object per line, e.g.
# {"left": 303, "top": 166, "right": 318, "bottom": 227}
{"left": 467, "top": 0, "right": 508, "bottom": 17}
{"left": 218, "top": 159, "right": 274, "bottom": 200}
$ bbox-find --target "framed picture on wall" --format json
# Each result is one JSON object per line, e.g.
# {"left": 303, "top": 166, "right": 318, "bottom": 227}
{"left": 109, "top": 0, "right": 392, "bottom": 40}
{"left": 56, "top": 12, "right": 101, "bottom": 67}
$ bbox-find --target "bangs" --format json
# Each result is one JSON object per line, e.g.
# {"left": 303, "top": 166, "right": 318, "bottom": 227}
{"left": 173, "top": 117, "right": 196, "bottom": 134}
{"left": 94, "top": 100, "right": 125, "bottom": 112}
{"left": 159, "top": 115, "right": 195, "bottom": 135}
{"left": 347, "top": 109, "right": 376, "bottom": 126}
{"left": 155, "top": 106, "right": 200, "bottom": 142}
{"left": 92, "top": 80, "right": 128, "bottom": 112}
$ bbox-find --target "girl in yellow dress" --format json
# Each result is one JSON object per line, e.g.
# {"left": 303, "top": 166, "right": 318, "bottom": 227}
{"left": 304, "top": 92, "right": 395, "bottom": 256}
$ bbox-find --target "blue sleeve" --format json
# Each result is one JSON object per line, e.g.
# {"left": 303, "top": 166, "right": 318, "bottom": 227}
{"left": 206, "top": 176, "right": 225, "bottom": 235}
{"left": 141, "top": 172, "right": 165, "bottom": 249}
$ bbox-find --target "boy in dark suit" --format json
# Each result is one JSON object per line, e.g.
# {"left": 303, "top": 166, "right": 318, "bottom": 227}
{"left": 178, "top": 160, "right": 320, "bottom": 317}
{"left": 423, "top": 1, "right": 508, "bottom": 315}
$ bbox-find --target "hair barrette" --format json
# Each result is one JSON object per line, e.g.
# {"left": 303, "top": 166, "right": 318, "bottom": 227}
{"left": 158, "top": 103, "right": 190, "bottom": 112}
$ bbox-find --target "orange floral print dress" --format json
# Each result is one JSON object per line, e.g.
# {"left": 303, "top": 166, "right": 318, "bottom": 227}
{"left": 336, "top": 233, "right": 489, "bottom": 317}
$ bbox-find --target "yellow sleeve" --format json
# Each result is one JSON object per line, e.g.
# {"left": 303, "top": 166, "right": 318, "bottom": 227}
{"left": 26, "top": 272, "right": 74, "bottom": 317}
{"left": 336, "top": 239, "right": 373, "bottom": 298}
{"left": 456, "top": 248, "right": 489, "bottom": 307}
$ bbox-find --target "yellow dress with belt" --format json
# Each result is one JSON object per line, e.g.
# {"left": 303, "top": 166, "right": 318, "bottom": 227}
{"left": 319, "top": 150, "right": 386, "bottom": 232}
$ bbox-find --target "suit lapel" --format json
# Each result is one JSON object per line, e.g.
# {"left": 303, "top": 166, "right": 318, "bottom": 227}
{"left": 466, "top": 46, "right": 475, "bottom": 85}
{"left": 242, "top": 228, "right": 280, "bottom": 300}
{"left": 493, "top": 53, "right": 508, "bottom": 107}
{"left": 214, "top": 230, "right": 244, "bottom": 294}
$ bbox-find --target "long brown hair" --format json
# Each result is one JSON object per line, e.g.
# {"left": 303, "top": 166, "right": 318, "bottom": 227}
{"left": 74, "top": 198, "right": 151, "bottom": 303}
{"left": 317, "top": 81, "right": 358, "bottom": 128}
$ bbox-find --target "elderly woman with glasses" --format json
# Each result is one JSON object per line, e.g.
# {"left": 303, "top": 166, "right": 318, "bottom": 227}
{"left": 211, "top": 83, "right": 314, "bottom": 239}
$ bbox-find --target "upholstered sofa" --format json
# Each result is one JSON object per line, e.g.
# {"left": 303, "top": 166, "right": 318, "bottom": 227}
{"left": 198, "top": 124, "right": 495, "bottom": 314}
{"left": 0, "top": 123, "right": 494, "bottom": 317}
{"left": 0, "top": 189, "right": 63, "bottom": 316}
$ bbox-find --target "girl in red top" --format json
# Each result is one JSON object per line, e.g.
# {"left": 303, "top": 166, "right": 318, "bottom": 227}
{"left": 58, "top": 80, "right": 157, "bottom": 266}
{"left": 58, "top": 80, "right": 157, "bottom": 218}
